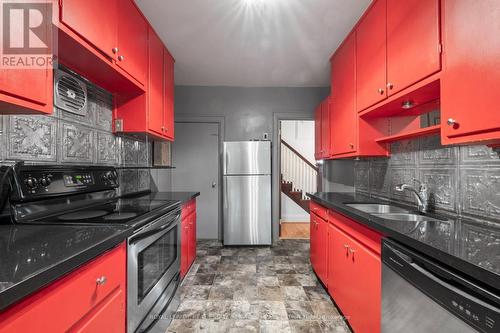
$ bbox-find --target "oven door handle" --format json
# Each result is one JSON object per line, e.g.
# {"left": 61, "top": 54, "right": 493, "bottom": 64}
{"left": 129, "top": 214, "right": 180, "bottom": 244}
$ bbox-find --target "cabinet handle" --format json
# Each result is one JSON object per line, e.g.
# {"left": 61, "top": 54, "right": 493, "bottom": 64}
{"left": 447, "top": 118, "right": 457, "bottom": 126}
{"left": 348, "top": 248, "right": 356, "bottom": 255}
{"left": 161, "top": 126, "right": 165, "bottom": 132}
{"left": 378, "top": 88, "right": 384, "bottom": 95}
{"left": 96, "top": 276, "right": 107, "bottom": 285}
{"left": 343, "top": 244, "right": 349, "bottom": 249}
{"left": 118, "top": 55, "right": 125, "bottom": 61}
{"left": 349, "top": 143, "right": 354, "bottom": 149}
{"left": 112, "top": 47, "right": 119, "bottom": 54}
{"left": 387, "top": 82, "right": 394, "bottom": 90}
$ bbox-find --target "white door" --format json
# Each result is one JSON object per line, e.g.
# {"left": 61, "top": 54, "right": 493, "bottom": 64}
{"left": 172, "top": 122, "right": 220, "bottom": 240}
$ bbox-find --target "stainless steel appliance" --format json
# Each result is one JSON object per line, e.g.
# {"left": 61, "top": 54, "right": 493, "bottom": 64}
{"left": 4, "top": 163, "right": 182, "bottom": 333}
{"left": 223, "top": 141, "right": 272, "bottom": 245}
{"left": 382, "top": 239, "right": 500, "bottom": 333}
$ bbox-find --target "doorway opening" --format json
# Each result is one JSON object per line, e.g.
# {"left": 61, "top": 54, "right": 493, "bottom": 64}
{"left": 279, "top": 120, "right": 318, "bottom": 239}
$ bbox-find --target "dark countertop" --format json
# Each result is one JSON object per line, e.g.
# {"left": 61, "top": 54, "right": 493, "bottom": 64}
{"left": 0, "top": 224, "right": 132, "bottom": 311}
{"left": 145, "top": 191, "right": 200, "bottom": 204}
{"left": 308, "top": 192, "right": 500, "bottom": 293}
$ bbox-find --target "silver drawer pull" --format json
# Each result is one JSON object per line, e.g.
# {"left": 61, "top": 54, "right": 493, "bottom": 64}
{"left": 96, "top": 276, "right": 107, "bottom": 285}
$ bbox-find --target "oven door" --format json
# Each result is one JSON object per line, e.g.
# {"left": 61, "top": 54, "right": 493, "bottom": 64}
{"left": 127, "top": 209, "right": 181, "bottom": 333}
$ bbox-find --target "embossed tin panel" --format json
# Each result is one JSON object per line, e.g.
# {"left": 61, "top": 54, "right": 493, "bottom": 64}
{"left": 93, "top": 85, "right": 114, "bottom": 132}
{"left": 137, "top": 140, "right": 150, "bottom": 167}
{"left": 419, "top": 135, "right": 457, "bottom": 165}
{"left": 389, "top": 139, "right": 417, "bottom": 166}
{"left": 354, "top": 159, "right": 370, "bottom": 193}
{"left": 60, "top": 120, "right": 95, "bottom": 164}
{"left": 118, "top": 169, "right": 138, "bottom": 195}
{"left": 138, "top": 169, "right": 151, "bottom": 192}
{"left": 96, "top": 131, "right": 118, "bottom": 165}
{"left": 460, "top": 145, "right": 500, "bottom": 165}
{"left": 370, "top": 159, "right": 390, "bottom": 198}
{"left": 461, "top": 168, "right": 500, "bottom": 220}
{"left": 420, "top": 168, "right": 457, "bottom": 212}
{"left": 121, "top": 137, "right": 138, "bottom": 166}
{"left": 6, "top": 115, "right": 57, "bottom": 162}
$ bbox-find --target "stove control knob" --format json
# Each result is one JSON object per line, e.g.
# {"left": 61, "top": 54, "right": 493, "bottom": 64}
{"left": 40, "top": 176, "right": 51, "bottom": 187}
{"left": 102, "top": 171, "right": 115, "bottom": 182}
{"left": 25, "top": 177, "right": 38, "bottom": 189}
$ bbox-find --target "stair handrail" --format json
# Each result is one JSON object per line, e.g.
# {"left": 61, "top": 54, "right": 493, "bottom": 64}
{"left": 281, "top": 140, "right": 318, "bottom": 172}
{"left": 280, "top": 139, "right": 319, "bottom": 200}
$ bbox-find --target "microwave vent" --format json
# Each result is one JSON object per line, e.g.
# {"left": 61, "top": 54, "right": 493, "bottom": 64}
{"left": 55, "top": 71, "right": 88, "bottom": 116}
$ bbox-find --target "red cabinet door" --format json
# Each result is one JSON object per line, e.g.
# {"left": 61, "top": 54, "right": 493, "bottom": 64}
{"left": 331, "top": 225, "right": 381, "bottom": 333}
{"left": 314, "top": 105, "right": 322, "bottom": 160}
{"left": 320, "top": 98, "right": 331, "bottom": 158}
{"left": 356, "top": 0, "right": 387, "bottom": 111}
{"left": 163, "top": 49, "right": 175, "bottom": 141}
{"left": 180, "top": 217, "right": 189, "bottom": 278}
{"left": 327, "top": 222, "right": 335, "bottom": 296}
{"left": 441, "top": 0, "right": 500, "bottom": 145}
{"left": 148, "top": 28, "right": 164, "bottom": 136}
{"left": 117, "top": 0, "right": 148, "bottom": 86}
{"left": 310, "top": 213, "right": 317, "bottom": 271}
{"left": 331, "top": 33, "right": 357, "bottom": 156}
{"left": 316, "top": 215, "right": 328, "bottom": 286}
{"left": 188, "top": 213, "right": 197, "bottom": 267}
{"left": 386, "top": 0, "right": 440, "bottom": 95}
{"left": 60, "top": 0, "right": 118, "bottom": 59}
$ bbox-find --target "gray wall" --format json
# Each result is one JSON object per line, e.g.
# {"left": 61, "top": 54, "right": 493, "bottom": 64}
{"left": 353, "top": 135, "right": 500, "bottom": 224}
{"left": 171, "top": 85, "right": 329, "bottom": 242}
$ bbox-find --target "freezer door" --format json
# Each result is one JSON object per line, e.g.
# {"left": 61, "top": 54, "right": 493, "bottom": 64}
{"left": 224, "top": 141, "right": 271, "bottom": 175}
{"left": 223, "top": 175, "right": 272, "bottom": 245}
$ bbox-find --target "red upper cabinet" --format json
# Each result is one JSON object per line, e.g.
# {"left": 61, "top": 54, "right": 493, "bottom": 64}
{"left": 314, "top": 104, "right": 322, "bottom": 160}
{"left": 441, "top": 0, "right": 500, "bottom": 146}
{"left": 331, "top": 33, "right": 357, "bottom": 156}
{"left": 60, "top": 0, "right": 118, "bottom": 59}
{"left": 117, "top": 0, "right": 148, "bottom": 86}
{"left": 356, "top": 0, "right": 387, "bottom": 111}
{"left": 386, "top": 0, "right": 441, "bottom": 95}
{"left": 163, "top": 49, "right": 175, "bottom": 140}
{"left": 320, "top": 98, "right": 331, "bottom": 158}
{"left": 148, "top": 28, "right": 165, "bottom": 136}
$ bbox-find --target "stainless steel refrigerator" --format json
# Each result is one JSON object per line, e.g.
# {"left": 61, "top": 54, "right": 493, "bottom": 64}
{"left": 223, "top": 141, "right": 272, "bottom": 245}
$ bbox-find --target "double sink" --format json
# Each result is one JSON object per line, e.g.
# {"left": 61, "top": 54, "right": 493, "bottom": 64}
{"left": 345, "top": 203, "right": 446, "bottom": 223}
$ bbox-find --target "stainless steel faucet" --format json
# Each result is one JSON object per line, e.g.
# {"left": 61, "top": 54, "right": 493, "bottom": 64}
{"left": 395, "top": 179, "right": 429, "bottom": 213}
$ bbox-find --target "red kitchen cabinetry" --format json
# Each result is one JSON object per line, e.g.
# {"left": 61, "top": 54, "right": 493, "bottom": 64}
{"left": 115, "top": 27, "right": 175, "bottom": 141}
{"left": 0, "top": 243, "right": 126, "bottom": 333}
{"left": 117, "top": 0, "right": 148, "bottom": 86}
{"left": 356, "top": 0, "right": 387, "bottom": 111}
{"left": 311, "top": 201, "right": 382, "bottom": 333}
{"left": 386, "top": 0, "right": 441, "bottom": 95}
{"left": 60, "top": 0, "right": 118, "bottom": 60}
{"left": 441, "top": 0, "right": 500, "bottom": 146}
{"left": 330, "top": 33, "right": 357, "bottom": 156}
{"left": 314, "top": 104, "right": 322, "bottom": 160}
{"left": 180, "top": 199, "right": 197, "bottom": 278}
{"left": 329, "top": 223, "right": 381, "bottom": 333}
{"left": 310, "top": 211, "right": 328, "bottom": 286}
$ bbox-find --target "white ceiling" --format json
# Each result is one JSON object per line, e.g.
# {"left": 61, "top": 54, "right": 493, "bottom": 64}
{"left": 135, "top": 0, "right": 370, "bottom": 87}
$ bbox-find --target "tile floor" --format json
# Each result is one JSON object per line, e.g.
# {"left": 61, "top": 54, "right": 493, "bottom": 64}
{"left": 167, "top": 239, "right": 351, "bottom": 333}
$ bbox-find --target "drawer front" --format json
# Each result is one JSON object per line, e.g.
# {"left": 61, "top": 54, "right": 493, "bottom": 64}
{"left": 310, "top": 201, "right": 328, "bottom": 221}
{"left": 0, "top": 243, "right": 126, "bottom": 333}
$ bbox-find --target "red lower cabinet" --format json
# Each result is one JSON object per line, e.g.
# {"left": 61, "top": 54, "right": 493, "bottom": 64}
{"left": 180, "top": 199, "right": 197, "bottom": 278}
{"left": 330, "top": 224, "right": 381, "bottom": 333}
{"left": 0, "top": 243, "right": 126, "bottom": 333}
{"left": 310, "top": 212, "right": 328, "bottom": 286}
{"left": 313, "top": 203, "right": 382, "bottom": 333}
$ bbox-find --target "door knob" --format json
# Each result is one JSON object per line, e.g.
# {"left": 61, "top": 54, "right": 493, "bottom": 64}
{"left": 447, "top": 118, "right": 457, "bottom": 126}
{"left": 212, "top": 182, "right": 217, "bottom": 188}
{"left": 112, "top": 47, "right": 119, "bottom": 54}
{"left": 96, "top": 276, "right": 107, "bottom": 285}
{"left": 378, "top": 88, "right": 385, "bottom": 95}
{"left": 387, "top": 82, "right": 394, "bottom": 90}
{"left": 118, "top": 55, "right": 125, "bottom": 61}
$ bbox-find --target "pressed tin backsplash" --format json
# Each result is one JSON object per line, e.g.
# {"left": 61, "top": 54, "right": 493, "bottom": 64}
{"left": 0, "top": 82, "right": 151, "bottom": 196}
{"left": 354, "top": 135, "right": 500, "bottom": 223}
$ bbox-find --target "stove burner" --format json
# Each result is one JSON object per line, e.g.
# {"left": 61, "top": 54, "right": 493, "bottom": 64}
{"left": 58, "top": 210, "right": 108, "bottom": 221}
{"left": 104, "top": 212, "right": 138, "bottom": 221}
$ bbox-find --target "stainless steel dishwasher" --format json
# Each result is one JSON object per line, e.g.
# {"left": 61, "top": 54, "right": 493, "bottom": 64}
{"left": 382, "top": 239, "right": 500, "bottom": 333}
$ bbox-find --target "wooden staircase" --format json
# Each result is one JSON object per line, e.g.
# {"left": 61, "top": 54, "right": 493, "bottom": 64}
{"left": 281, "top": 178, "right": 311, "bottom": 213}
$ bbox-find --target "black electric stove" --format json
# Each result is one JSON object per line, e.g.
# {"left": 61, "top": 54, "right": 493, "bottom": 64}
{"left": 4, "top": 163, "right": 181, "bottom": 229}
